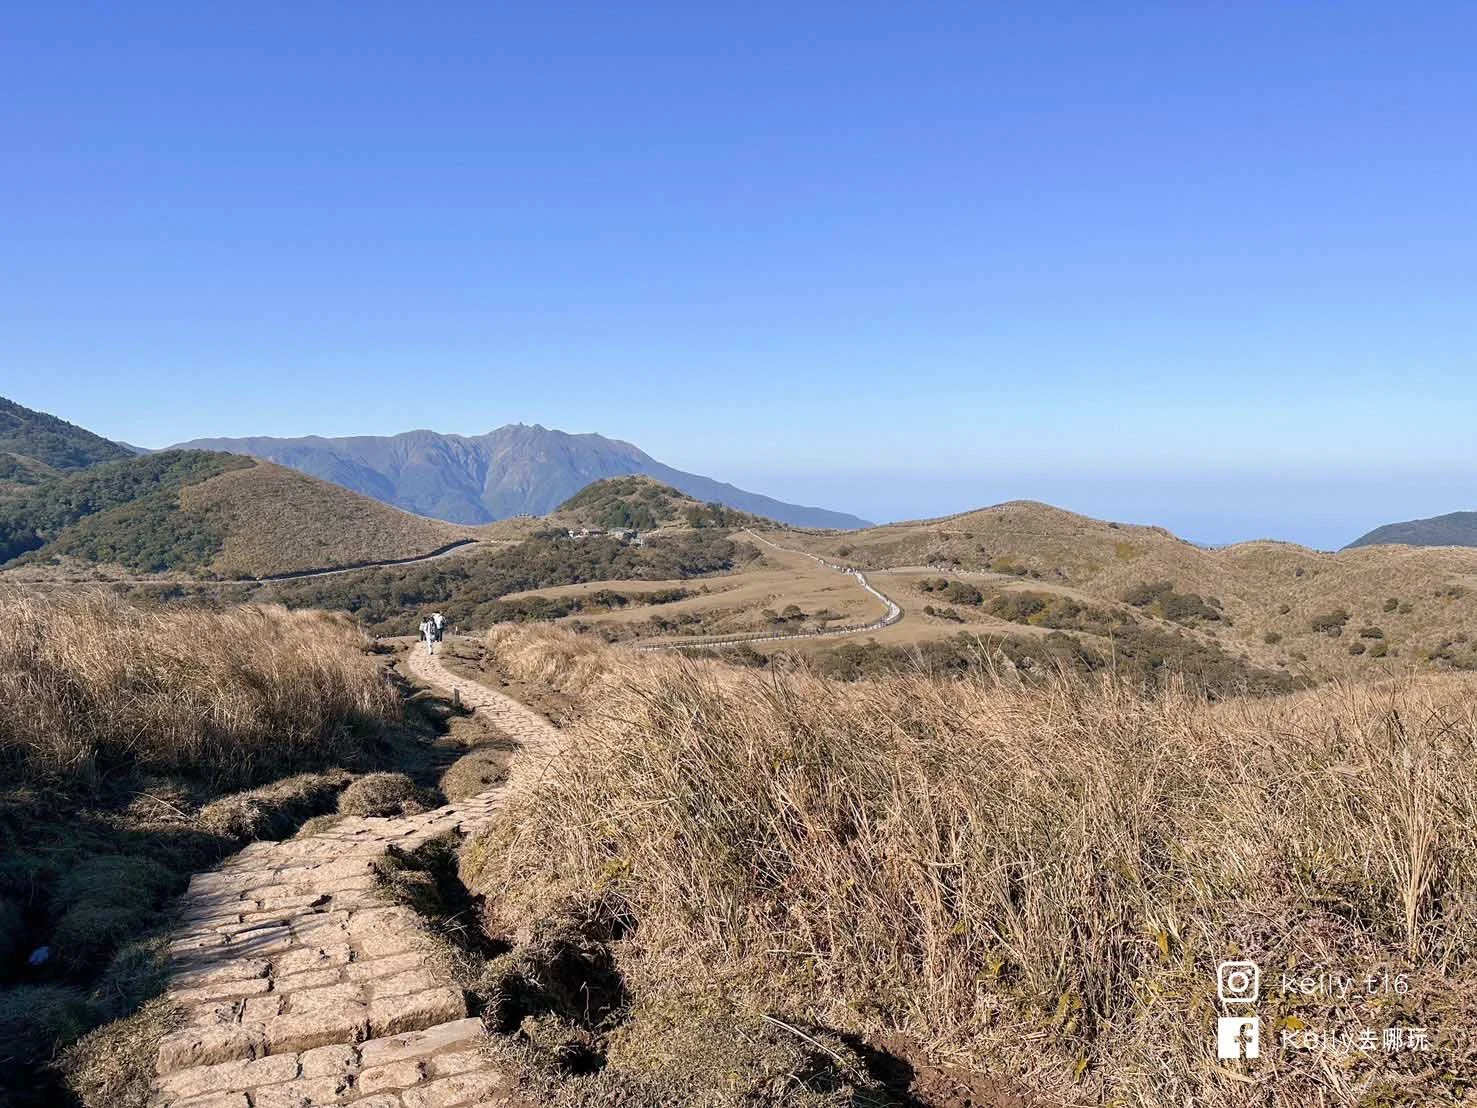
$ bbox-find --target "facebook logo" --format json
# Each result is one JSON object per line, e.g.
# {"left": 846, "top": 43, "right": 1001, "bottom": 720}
{"left": 1217, "top": 1016, "right": 1260, "bottom": 1059}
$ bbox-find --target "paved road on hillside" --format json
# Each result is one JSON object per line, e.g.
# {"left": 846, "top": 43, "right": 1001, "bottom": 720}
{"left": 0, "top": 539, "right": 485, "bottom": 588}
{"left": 634, "top": 529, "right": 903, "bottom": 652}
{"left": 147, "top": 648, "right": 560, "bottom": 1108}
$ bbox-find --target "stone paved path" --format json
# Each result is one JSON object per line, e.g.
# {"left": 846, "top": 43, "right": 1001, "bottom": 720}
{"left": 150, "top": 646, "right": 561, "bottom": 1108}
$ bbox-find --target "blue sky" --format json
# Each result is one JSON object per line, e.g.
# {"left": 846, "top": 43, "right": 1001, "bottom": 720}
{"left": 3, "top": 3, "right": 1474, "bottom": 547}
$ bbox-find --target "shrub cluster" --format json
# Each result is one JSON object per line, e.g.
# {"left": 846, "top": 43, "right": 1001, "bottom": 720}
{"left": 1121, "top": 580, "right": 1222, "bottom": 626}
{"left": 1310, "top": 608, "right": 1352, "bottom": 635}
{"left": 984, "top": 590, "right": 1123, "bottom": 634}
{"left": 483, "top": 587, "right": 695, "bottom": 625}
{"left": 799, "top": 625, "right": 1296, "bottom": 696}
{"left": 916, "top": 577, "right": 984, "bottom": 605}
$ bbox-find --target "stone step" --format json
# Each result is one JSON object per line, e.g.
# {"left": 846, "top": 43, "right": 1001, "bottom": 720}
{"left": 148, "top": 649, "right": 559, "bottom": 1106}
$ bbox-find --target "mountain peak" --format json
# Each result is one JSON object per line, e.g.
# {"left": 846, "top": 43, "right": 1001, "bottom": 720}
{"left": 170, "top": 425, "right": 870, "bottom": 529}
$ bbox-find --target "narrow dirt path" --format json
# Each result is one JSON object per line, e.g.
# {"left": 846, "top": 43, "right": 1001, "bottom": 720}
{"left": 634, "top": 528, "right": 904, "bottom": 651}
{"left": 148, "top": 650, "right": 560, "bottom": 1108}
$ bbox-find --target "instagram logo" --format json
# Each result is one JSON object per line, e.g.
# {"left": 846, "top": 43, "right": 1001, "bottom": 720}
{"left": 1218, "top": 961, "right": 1260, "bottom": 1004}
{"left": 1215, "top": 961, "right": 1260, "bottom": 1060}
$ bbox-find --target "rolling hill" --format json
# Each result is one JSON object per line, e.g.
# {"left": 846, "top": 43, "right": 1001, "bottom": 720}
{"left": 1345, "top": 510, "right": 1477, "bottom": 550}
{"left": 0, "top": 450, "right": 474, "bottom": 578}
{"left": 171, "top": 424, "right": 871, "bottom": 529}
{"left": 553, "top": 475, "right": 767, "bottom": 531}
{"left": 762, "top": 499, "right": 1477, "bottom": 678}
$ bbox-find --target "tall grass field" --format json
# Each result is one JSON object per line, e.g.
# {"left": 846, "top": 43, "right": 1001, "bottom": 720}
{"left": 465, "top": 625, "right": 1477, "bottom": 1106}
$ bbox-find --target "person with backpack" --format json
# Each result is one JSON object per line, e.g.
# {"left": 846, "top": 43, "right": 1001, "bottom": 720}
{"left": 419, "top": 616, "right": 435, "bottom": 656}
{"left": 432, "top": 612, "right": 446, "bottom": 643}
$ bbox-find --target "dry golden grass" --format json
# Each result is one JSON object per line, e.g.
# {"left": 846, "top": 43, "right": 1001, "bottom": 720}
{"left": 768, "top": 501, "right": 1477, "bottom": 677}
{"left": 484, "top": 623, "right": 611, "bottom": 696}
{"left": 179, "top": 461, "right": 474, "bottom": 577}
{"left": 493, "top": 540, "right": 887, "bottom": 646}
{"left": 0, "top": 589, "right": 399, "bottom": 787}
{"left": 465, "top": 626, "right": 1477, "bottom": 1106}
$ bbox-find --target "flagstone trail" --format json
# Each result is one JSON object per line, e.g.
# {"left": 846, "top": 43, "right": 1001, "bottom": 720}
{"left": 149, "top": 647, "right": 562, "bottom": 1108}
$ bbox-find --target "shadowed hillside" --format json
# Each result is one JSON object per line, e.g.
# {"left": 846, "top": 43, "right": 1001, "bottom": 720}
{"left": 0, "top": 396, "right": 132, "bottom": 474}
{"left": 1346, "top": 509, "right": 1477, "bottom": 550}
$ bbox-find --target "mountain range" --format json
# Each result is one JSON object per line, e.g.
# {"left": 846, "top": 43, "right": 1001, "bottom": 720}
{"left": 171, "top": 425, "right": 872, "bottom": 530}
{"left": 6, "top": 393, "right": 1475, "bottom": 548}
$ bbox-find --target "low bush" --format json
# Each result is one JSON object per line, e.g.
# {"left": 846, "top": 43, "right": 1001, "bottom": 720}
{"left": 922, "top": 604, "right": 965, "bottom": 623}
{"left": 916, "top": 577, "right": 984, "bottom": 605}
{"left": 1121, "top": 581, "right": 1220, "bottom": 626}
{"left": 337, "top": 772, "right": 438, "bottom": 817}
{"left": 1309, "top": 608, "right": 1352, "bottom": 635}
{"left": 795, "top": 625, "right": 1295, "bottom": 696}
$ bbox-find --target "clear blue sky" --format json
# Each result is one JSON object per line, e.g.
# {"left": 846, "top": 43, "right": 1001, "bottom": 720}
{"left": 3, "top": 3, "right": 1474, "bottom": 547}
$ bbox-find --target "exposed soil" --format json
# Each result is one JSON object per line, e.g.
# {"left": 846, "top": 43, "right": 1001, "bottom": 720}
{"left": 860, "top": 1033, "right": 1050, "bottom": 1108}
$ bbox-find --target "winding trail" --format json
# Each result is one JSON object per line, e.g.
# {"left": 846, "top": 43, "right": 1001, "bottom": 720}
{"left": 148, "top": 649, "right": 560, "bottom": 1108}
{"left": 634, "top": 528, "right": 903, "bottom": 651}
{"left": 3, "top": 540, "right": 485, "bottom": 589}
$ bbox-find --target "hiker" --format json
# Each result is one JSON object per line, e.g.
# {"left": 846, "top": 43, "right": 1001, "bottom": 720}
{"left": 432, "top": 612, "right": 446, "bottom": 643}
{"left": 420, "top": 616, "right": 435, "bottom": 656}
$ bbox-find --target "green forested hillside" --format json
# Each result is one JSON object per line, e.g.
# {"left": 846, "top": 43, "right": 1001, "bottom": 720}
{"left": 1345, "top": 510, "right": 1477, "bottom": 549}
{"left": 0, "top": 451, "right": 254, "bottom": 567}
{"left": 0, "top": 397, "right": 133, "bottom": 472}
{"left": 558, "top": 476, "right": 765, "bottom": 530}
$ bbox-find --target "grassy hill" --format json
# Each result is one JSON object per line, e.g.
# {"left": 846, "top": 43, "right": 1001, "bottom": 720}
{"left": 0, "top": 396, "right": 132, "bottom": 474}
{"left": 1345, "top": 509, "right": 1477, "bottom": 549}
{"left": 764, "top": 499, "right": 1477, "bottom": 678}
{"left": 555, "top": 475, "right": 768, "bottom": 531}
{"left": 0, "top": 451, "right": 474, "bottom": 578}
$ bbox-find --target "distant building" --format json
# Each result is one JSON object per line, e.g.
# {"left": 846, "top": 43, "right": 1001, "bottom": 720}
{"left": 566, "top": 526, "right": 642, "bottom": 545}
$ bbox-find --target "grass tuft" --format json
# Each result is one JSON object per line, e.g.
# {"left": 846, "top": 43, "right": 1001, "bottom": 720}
{"left": 0, "top": 589, "right": 398, "bottom": 787}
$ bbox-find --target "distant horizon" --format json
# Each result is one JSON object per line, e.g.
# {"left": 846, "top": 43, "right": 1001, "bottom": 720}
{"left": 26, "top": 395, "right": 1469, "bottom": 552}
